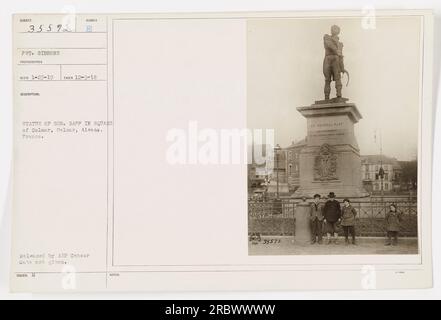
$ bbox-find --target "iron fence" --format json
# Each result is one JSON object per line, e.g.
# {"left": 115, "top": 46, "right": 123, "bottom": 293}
{"left": 248, "top": 196, "right": 417, "bottom": 237}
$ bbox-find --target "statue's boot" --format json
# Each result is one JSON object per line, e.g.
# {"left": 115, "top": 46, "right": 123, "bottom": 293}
{"left": 335, "top": 79, "right": 343, "bottom": 98}
{"left": 324, "top": 80, "right": 331, "bottom": 100}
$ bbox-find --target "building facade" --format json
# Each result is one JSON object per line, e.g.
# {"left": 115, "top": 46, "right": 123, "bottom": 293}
{"left": 283, "top": 140, "right": 306, "bottom": 193}
{"left": 361, "top": 155, "right": 402, "bottom": 194}
{"left": 249, "top": 143, "right": 407, "bottom": 196}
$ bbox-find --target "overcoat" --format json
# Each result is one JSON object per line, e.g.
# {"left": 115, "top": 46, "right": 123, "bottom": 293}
{"left": 323, "top": 199, "right": 341, "bottom": 222}
{"left": 341, "top": 205, "right": 357, "bottom": 226}
{"left": 385, "top": 211, "right": 402, "bottom": 232}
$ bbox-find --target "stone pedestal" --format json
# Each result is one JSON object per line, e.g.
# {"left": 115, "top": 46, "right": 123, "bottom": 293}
{"left": 294, "top": 202, "right": 312, "bottom": 243}
{"left": 293, "top": 100, "right": 369, "bottom": 199}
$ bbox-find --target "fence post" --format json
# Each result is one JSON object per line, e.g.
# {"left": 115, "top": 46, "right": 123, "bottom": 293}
{"left": 294, "top": 200, "right": 311, "bottom": 244}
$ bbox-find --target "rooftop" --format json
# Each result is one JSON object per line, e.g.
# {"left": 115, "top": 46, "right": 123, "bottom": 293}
{"left": 361, "top": 155, "right": 401, "bottom": 168}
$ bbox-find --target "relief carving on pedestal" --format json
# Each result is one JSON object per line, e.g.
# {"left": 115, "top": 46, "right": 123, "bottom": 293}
{"left": 314, "top": 144, "right": 338, "bottom": 181}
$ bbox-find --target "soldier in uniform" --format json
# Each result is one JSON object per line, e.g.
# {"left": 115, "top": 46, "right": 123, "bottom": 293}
{"left": 323, "top": 25, "right": 346, "bottom": 100}
{"left": 310, "top": 194, "right": 324, "bottom": 244}
{"left": 341, "top": 198, "right": 357, "bottom": 245}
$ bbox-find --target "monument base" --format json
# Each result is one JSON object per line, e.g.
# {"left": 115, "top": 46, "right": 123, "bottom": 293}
{"left": 293, "top": 100, "right": 369, "bottom": 199}
{"left": 314, "top": 97, "right": 349, "bottom": 104}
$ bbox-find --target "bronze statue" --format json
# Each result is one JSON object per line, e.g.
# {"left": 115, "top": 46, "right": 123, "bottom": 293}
{"left": 323, "top": 25, "right": 349, "bottom": 100}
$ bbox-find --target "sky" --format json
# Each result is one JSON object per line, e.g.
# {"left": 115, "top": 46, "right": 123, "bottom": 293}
{"left": 247, "top": 16, "right": 421, "bottom": 161}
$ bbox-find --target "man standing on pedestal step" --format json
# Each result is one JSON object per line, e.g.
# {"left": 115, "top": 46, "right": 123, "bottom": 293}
{"left": 323, "top": 25, "right": 347, "bottom": 100}
{"left": 323, "top": 192, "right": 342, "bottom": 244}
{"left": 310, "top": 194, "right": 324, "bottom": 244}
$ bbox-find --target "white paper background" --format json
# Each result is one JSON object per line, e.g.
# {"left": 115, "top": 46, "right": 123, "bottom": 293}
{"left": 1, "top": 0, "right": 440, "bottom": 299}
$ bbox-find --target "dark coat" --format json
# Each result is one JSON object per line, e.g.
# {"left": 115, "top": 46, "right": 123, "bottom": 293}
{"left": 341, "top": 205, "right": 357, "bottom": 226}
{"left": 323, "top": 199, "right": 341, "bottom": 222}
{"left": 310, "top": 202, "right": 324, "bottom": 221}
{"left": 385, "top": 211, "right": 402, "bottom": 232}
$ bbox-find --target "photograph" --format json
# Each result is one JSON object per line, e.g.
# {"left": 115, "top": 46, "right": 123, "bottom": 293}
{"left": 247, "top": 17, "right": 420, "bottom": 256}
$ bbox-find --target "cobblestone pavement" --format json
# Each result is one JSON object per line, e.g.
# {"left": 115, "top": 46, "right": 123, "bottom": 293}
{"left": 249, "top": 236, "right": 418, "bottom": 255}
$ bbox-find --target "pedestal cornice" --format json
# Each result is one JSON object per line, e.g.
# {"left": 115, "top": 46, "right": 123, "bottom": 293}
{"left": 297, "top": 102, "right": 362, "bottom": 123}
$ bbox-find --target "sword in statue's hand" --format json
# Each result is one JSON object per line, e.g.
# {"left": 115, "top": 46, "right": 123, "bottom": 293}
{"left": 343, "top": 69, "right": 350, "bottom": 87}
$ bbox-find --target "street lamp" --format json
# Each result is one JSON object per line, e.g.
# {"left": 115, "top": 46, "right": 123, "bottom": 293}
{"left": 378, "top": 166, "right": 385, "bottom": 197}
{"left": 274, "top": 144, "right": 282, "bottom": 199}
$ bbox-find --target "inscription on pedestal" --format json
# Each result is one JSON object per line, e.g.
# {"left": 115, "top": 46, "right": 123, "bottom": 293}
{"left": 307, "top": 115, "right": 349, "bottom": 134}
{"left": 309, "top": 121, "right": 344, "bottom": 131}
{"left": 306, "top": 114, "right": 356, "bottom": 147}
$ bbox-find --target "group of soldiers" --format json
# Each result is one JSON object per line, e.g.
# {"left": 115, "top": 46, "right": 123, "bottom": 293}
{"left": 309, "top": 192, "right": 357, "bottom": 245}
{"left": 309, "top": 192, "right": 403, "bottom": 246}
